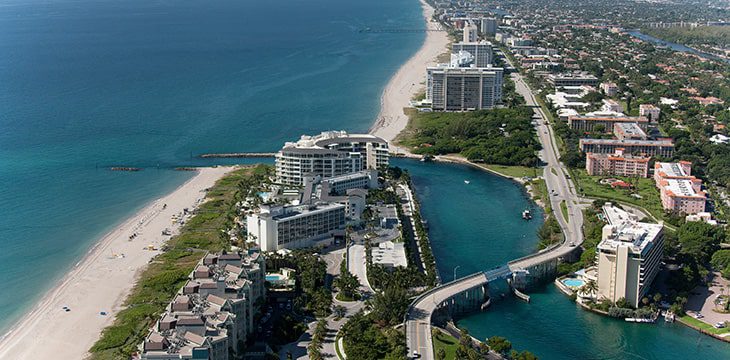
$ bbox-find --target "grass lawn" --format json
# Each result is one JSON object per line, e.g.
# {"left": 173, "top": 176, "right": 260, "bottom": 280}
{"left": 433, "top": 330, "right": 459, "bottom": 359}
{"left": 529, "top": 177, "right": 551, "bottom": 212}
{"left": 560, "top": 200, "right": 569, "bottom": 223}
{"left": 679, "top": 315, "right": 730, "bottom": 335}
{"left": 483, "top": 164, "right": 539, "bottom": 178}
{"left": 570, "top": 169, "right": 666, "bottom": 222}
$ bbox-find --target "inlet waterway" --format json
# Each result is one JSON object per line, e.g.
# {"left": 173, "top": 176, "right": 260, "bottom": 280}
{"left": 627, "top": 30, "right": 730, "bottom": 64}
{"left": 396, "top": 158, "right": 730, "bottom": 359}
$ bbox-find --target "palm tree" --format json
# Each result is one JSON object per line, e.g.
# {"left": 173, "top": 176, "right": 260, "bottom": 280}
{"left": 580, "top": 279, "right": 598, "bottom": 298}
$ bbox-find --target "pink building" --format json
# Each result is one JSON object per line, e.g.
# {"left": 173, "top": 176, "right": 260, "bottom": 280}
{"left": 586, "top": 149, "right": 650, "bottom": 177}
{"left": 654, "top": 162, "right": 706, "bottom": 215}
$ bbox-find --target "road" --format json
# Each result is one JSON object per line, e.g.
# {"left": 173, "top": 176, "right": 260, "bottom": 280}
{"left": 508, "top": 72, "right": 585, "bottom": 270}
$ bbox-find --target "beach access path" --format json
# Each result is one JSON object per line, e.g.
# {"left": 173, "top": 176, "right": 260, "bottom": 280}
{"left": 0, "top": 166, "right": 233, "bottom": 360}
{"left": 369, "top": 0, "right": 449, "bottom": 151}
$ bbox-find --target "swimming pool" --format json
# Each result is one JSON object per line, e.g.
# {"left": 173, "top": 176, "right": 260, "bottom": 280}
{"left": 562, "top": 278, "right": 585, "bottom": 288}
{"left": 265, "top": 274, "right": 284, "bottom": 282}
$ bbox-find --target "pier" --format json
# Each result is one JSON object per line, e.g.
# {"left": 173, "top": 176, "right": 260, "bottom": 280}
{"left": 199, "top": 152, "right": 276, "bottom": 158}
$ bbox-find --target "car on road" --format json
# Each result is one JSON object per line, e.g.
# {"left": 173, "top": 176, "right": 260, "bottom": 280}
{"left": 412, "top": 350, "right": 420, "bottom": 358}
{"left": 694, "top": 313, "right": 704, "bottom": 319}
{"left": 715, "top": 322, "right": 726, "bottom": 329}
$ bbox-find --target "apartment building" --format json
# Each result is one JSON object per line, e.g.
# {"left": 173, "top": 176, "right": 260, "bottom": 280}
{"left": 246, "top": 202, "right": 346, "bottom": 251}
{"left": 600, "top": 82, "right": 619, "bottom": 97}
{"left": 639, "top": 104, "right": 661, "bottom": 123}
{"left": 452, "top": 41, "right": 494, "bottom": 67}
{"left": 463, "top": 22, "right": 478, "bottom": 42}
{"left": 654, "top": 162, "right": 706, "bottom": 214}
{"left": 579, "top": 138, "right": 674, "bottom": 157}
{"left": 585, "top": 149, "right": 650, "bottom": 177}
{"left": 568, "top": 115, "right": 648, "bottom": 134}
{"left": 140, "top": 251, "right": 266, "bottom": 360}
{"left": 546, "top": 72, "right": 599, "bottom": 87}
{"left": 275, "top": 131, "right": 389, "bottom": 185}
{"left": 613, "top": 122, "right": 647, "bottom": 140}
{"left": 480, "top": 17, "right": 497, "bottom": 35}
{"left": 602, "top": 99, "right": 624, "bottom": 113}
{"left": 427, "top": 66, "right": 503, "bottom": 111}
{"left": 596, "top": 205, "right": 664, "bottom": 308}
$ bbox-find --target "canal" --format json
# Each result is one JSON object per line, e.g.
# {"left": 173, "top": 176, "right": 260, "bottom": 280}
{"left": 627, "top": 30, "right": 730, "bottom": 64}
{"left": 394, "top": 158, "right": 730, "bottom": 360}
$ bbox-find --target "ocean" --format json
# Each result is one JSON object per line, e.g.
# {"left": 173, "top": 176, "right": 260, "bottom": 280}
{"left": 0, "top": 0, "right": 424, "bottom": 332}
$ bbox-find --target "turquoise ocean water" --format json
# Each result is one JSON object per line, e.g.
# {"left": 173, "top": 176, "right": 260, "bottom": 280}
{"left": 0, "top": 0, "right": 423, "bottom": 332}
{"left": 396, "top": 158, "right": 730, "bottom": 359}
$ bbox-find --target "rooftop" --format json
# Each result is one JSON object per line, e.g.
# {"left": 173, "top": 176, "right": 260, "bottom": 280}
{"left": 599, "top": 220, "right": 663, "bottom": 255}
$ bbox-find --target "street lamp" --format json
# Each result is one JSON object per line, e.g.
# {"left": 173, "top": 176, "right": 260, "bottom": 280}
{"left": 453, "top": 265, "right": 461, "bottom": 282}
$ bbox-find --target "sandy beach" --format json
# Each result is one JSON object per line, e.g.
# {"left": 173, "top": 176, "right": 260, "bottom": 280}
{"left": 0, "top": 166, "right": 233, "bottom": 360}
{"left": 369, "top": 0, "right": 449, "bottom": 148}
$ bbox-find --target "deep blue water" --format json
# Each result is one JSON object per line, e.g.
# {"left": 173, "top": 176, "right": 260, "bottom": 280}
{"left": 396, "top": 158, "right": 730, "bottom": 359}
{"left": 0, "top": 0, "right": 424, "bottom": 332}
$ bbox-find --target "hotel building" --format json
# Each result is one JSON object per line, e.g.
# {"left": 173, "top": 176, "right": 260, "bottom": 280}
{"left": 654, "top": 162, "right": 706, "bottom": 214}
{"left": 140, "top": 251, "right": 266, "bottom": 360}
{"left": 275, "top": 131, "right": 389, "bottom": 185}
{"left": 452, "top": 41, "right": 493, "bottom": 68}
{"left": 596, "top": 205, "right": 664, "bottom": 308}
{"left": 579, "top": 138, "right": 674, "bottom": 157}
{"left": 427, "top": 66, "right": 503, "bottom": 111}
{"left": 246, "top": 202, "right": 346, "bottom": 251}
{"left": 585, "top": 149, "right": 650, "bottom": 177}
{"left": 568, "top": 115, "right": 649, "bottom": 134}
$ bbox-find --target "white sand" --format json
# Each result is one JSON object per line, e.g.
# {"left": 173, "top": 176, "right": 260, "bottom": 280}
{"left": 0, "top": 166, "right": 234, "bottom": 360}
{"left": 369, "top": 0, "right": 449, "bottom": 149}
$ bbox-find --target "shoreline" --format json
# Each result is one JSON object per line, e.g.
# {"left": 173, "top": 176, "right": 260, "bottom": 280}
{"left": 369, "top": 0, "right": 449, "bottom": 152}
{"left": 0, "top": 166, "right": 234, "bottom": 360}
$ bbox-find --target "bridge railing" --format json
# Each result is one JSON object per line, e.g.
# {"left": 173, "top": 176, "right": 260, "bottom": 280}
{"left": 507, "top": 241, "right": 563, "bottom": 268}
{"left": 403, "top": 271, "right": 487, "bottom": 325}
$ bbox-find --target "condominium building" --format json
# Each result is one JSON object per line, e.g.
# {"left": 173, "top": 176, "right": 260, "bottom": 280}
{"left": 639, "top": 104, "right": 661, "bottom": 123}
{"left": 654, "top": 162, "right": 706, "bottom": 214}
{"left": 275, "top": 131, "right": 389, "bottom": 185}
{"left": 613, "top": 122, "right": 647, "bottom": 140}
{"left": 480, "top": 17, "right": 498, "bottom": 35}
{"left": 246, "top": 202, "right": 346, "bottom": 251}
{"left": 596, "top": 205, "right": 664, "bottom": 308}
{"left": 600, "top": 82, "right": 619, "bottom": 97}
{"left": 585, "top": 149, "right": 650, "bottom": 177}
{"left": 452, "top": 41, "right": 493, "bottom": 67}
{"left": 427, "top": 66, "right": 503, "bottom": 111}
{"left": 579, "top": 138, "right": 674, "bottom": 157}
{"left": 463, "top": 22, "right": 478, "bottom": 42}
{"left": 140, "top": 251, "right": 266, "bottom": 360}
{"left": 568, "top": 115, "right": 648, "bottom": 134}
{"left": 546, "top": 72, "right": 599, "bottom": 87}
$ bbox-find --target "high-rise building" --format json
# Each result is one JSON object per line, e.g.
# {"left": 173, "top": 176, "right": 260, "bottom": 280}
{"left": 596, "top": 204, "right": 664, "bottom": 308}
{"left": 463, "top": 22, "right": 479, "bottom": 42}
{"left": 275, "top": 131, "right": 389, "bottom": 185}
{"left": 452, "top": 41, "right": 493, "bottom": 68}
{"left": 427, "top": 66, "right": 503, "bottom": 111}
{"left": 481, "top": 17, "right": 498, "bottom": 36}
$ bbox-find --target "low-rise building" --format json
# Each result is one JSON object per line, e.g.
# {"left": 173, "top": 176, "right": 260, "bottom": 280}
{"left": 596, "top": 204, "right": 664, "bottom": 308}
{"left": 247, "top": 202, "right": 346, "bottom": 251}
{"left": 613, "top": 122, "right": 647, "bottom": 140}
{"left": 602, "top": 99, "right": 623, "bottom": 113}
{"left": 639, "top": 104, "right": 660, "bottom": 123}
{"left": 600, "top": 82, "right": 619, "bottom": 97}
{"left": 579, "top": 138, "right": 674, "bottom": 157}
{"left": 371, "top": 241, "right": 408, "bottom": 269}
{"left": 654, "top": 162, "right": 706, "bottom": 215}
{"left": 546, "top": 72, "right": 599, "bottom": 87}
{"left": 568, "top": 115, "right": 648, "bottom": 134}
{"left": 585, "top": 149, "right": 650, "bottom": 177}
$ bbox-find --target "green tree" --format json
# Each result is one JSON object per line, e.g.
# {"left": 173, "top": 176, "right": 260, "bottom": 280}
{"left": 487, "top": 336, "right": 512, "bottom": 355}
{"left": 436, "top": 348, "right": 447, "bottom": 360}
{"left": 335, "top": 269, "right": 361, "bottom": 300}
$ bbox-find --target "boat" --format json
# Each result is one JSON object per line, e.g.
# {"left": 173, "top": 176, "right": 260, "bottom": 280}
{"left": 464, "top": 180, "right": 470, "bottom": 184}
{"left": 522, "top": 209, "right": 532, "bottom": 220}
